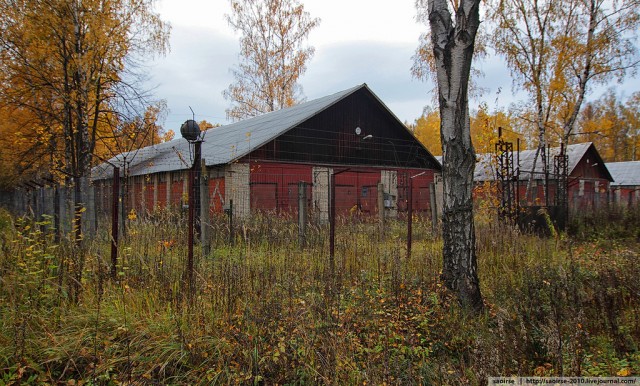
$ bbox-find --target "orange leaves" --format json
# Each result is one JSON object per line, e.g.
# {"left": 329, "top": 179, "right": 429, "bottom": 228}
{"left": 577, "top": 91, "right": 640, "bottom": 162}
{"left": 470, "top": 104, "right": 521, "bottom": 155}
{"left": 0, "top": 0, "right": 170, "bottom": 185}
{"left": 409, "top": 108, "right": 442, "bottom": 156}
{"left": 409, "top": 104, "right": 522, "bottom": 157}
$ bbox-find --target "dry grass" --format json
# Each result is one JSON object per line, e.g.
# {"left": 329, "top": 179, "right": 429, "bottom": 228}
{"left": 0, "top": 206, "right": 639, "bottom": 384}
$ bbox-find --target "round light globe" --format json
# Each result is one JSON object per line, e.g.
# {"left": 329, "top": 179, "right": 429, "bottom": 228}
{"left": 180, "top": 120, "right": 201, "bottom": 142}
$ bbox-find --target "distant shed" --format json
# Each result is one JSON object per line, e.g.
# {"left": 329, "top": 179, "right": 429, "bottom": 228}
{"left": 93, "top": 84, "right": 441, "bottom": 219}
{"left": 471, "top": 142, "right": 613, "bottom": 210}
{"left": 607, "top": 161, "right": 640, "bottom": 207}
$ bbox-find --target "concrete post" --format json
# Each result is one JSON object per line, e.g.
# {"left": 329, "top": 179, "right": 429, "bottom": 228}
{"left": 60, "top": 184, "right": 72, "bottom": 238}
{"left": 130, "top": 175, "right": 136, "bottom": 214}
{"left": 430, "top": 182, "right": 438, "bottom": 232}
{"left": 80, "top": 176, "right": 96, "bottom": 238}
{"left": 141, "top": 175, "right": 147, "bottom": 216}
{"left": 381, "top": 170, "right": 398, "bottom": 218}
{"left": 298, "top": 181, "right": 307, "bottom": 248}
{"left": 43, "top": 187, "right": 53, "bottom": 226}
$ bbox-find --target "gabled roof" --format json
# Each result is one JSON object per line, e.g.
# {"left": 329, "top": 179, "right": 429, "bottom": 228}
{"left": 93, "top": 84, "right": 370, "bottom": 179}
{"left": 472, "top": 142, "right": 612, "bottom": 182}
{"left": 607, "top": 161, "right": 640, "bottom": 187}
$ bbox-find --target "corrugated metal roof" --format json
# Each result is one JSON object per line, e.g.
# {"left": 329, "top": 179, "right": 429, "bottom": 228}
{"left": 92, "top": 84, "right": 365, "bottom": 179}
{"left": 433, "top": 143, "right": 605, "bottom": 182}
{"left": 607, "top": 161, "right": 640, "bottom": 186}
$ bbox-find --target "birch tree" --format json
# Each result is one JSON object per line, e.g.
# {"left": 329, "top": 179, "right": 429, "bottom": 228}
{"left": 490, "top": 0, "right": 639, "bottom": 196}
{"left": 416, "top": 0, "right": 484, "bottom": 312}
{"left": 224, "top": 0, "right": 320, "bottom": 121}
{"left": 0, "top": 0, "right": 169, "bottom": 183}
{"left": 553, "top": 0, "right": 640, "bottom": 145}
{"left": 0, "top": 0, "right": 169, "bottom": 239}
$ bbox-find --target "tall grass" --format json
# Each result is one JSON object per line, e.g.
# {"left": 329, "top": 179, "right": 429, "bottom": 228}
{"left": 0, "top": 206, "right": 638, "bottom": 384}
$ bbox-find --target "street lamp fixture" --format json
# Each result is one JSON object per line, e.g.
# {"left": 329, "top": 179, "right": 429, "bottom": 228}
{"left": 181, "top": 119, "right": 202, "bottom": 300}
{"left": 180, "top": 119, "right": 201, "bottom": 142}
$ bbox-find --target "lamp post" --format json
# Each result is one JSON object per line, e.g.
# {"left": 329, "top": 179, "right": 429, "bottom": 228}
{"left": 181, "top": 119, "right": 201, "bottom": 299}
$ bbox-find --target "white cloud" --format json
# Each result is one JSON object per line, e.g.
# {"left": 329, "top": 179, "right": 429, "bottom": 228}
{"left": 149, "top": 26, "right": 238, "bottom": 128}
{"left": 150, "top": 0, "right": 639, "bottom": 131}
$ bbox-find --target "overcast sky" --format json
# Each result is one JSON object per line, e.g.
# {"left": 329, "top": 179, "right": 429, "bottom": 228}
{"left": 148, "top": 0, "right": 633, "bottom": 132}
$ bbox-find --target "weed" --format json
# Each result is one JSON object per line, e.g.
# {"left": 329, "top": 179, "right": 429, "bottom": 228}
{"left": 0, "top": 208, "right": 638, "bottom": 384}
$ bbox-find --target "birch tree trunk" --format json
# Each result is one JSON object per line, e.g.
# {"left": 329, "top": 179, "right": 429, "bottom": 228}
{"left": 428, "top": 0, "right": 483, "bottom": 312}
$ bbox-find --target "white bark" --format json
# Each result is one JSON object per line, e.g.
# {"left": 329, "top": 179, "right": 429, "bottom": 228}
{"left": 429, "top": 0, "right": 483, "bottom": 311}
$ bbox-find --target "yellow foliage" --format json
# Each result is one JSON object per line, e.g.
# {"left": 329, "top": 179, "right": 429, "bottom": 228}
{"left": 470, "top": 104, "right": 523, "bottom": 154}
{"left": 128, "top": 209, "right": 137, "bottom": 221}
{"left": 577, "top": 91, "right": 640, "bottom": 162}
{"left": 0, "top": 0, "right": 170, "bottom": 185}
{"left": 409, "top": 106, "right": 523, "bottom": 158}
{"left": 409, "top": 109, "right": 441, "bottom": 156}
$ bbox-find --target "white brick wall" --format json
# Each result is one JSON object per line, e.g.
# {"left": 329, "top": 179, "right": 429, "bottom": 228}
{"left": 225, "top": 163, "right": 250, "bottom": 219}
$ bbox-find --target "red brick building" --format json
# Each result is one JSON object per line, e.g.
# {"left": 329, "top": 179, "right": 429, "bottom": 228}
{"left": 472, "top": 142, "right": 613, "bottom": 210}
{"left": 93, "top": 84, "right": 441, "bottom": 220}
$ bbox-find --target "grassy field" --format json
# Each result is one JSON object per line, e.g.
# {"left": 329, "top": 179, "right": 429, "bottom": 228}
{"left": 0, "top": 207, "right": 639, "bottom": 385}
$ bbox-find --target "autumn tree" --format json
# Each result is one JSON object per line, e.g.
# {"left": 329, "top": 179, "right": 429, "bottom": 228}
{"left": 470, "top": 104, "right": 521, "bottom": 154}
{"left": 198, "top": 120, "right": 222, "bottom": 132}
{"left": 96, "top": 101, "right": 171, "bottom": 161}
{"left": 410, "top": 105, "right": 521, "bottom": 157}
{"left": 578, "top": 90, "right": 640, "bottom": 162}
{"left": 0, "top": 0, "right": 169, "bottom": 184}
{"left": 0, "top": 0, "right": 169, "bottom": 239}
{"left": 624, "top": 92, "right": 640, "bottom": 161}
{"left": 552, "top": 0, "right": 640, "bottom": 145}
{"left": 224, "top": 0, "right": 320, "bottom": 121}
{"left": 410, "top": 108, "right": 442, "bottom": 155}
{"left": 415, "top": 0, "right": 483, "bottom": 312}
{"left": 489, "top": 0, "right": 558, "bottom": 196}
{"left": 490, "top": 0, "right": 640, "bottom": 195}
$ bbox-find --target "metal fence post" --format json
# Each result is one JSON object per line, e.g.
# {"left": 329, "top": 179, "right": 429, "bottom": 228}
{"left": 329, "top": 173, "right": 337, "bottom": 267}
{"left": 407, "top": 177, "right": 413, "bottom": 260}
{"left": 228, "top": 199, "right": 234, "bottom": 245}
{"left": 186, "top": 168, "right": 195, "bottom": 299}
